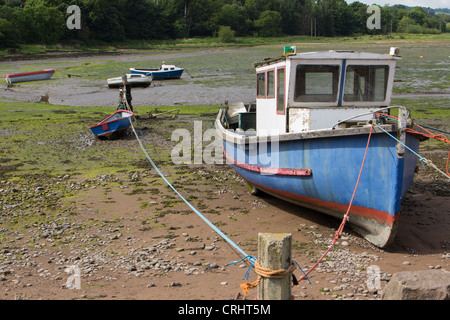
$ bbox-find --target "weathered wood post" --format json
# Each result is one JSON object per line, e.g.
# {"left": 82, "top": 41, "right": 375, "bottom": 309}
{"left": 257, "top": 233, "right": 292, "bottom": 300}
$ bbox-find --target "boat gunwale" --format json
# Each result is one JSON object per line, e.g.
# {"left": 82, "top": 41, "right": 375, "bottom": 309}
{"left": 89, "top": 110, "right": 134, "bottom": 129}
{"left": 5, "top": 69, "right": 55, "bottom": 78}
{"left": 215, "top": 108, "right": 398, "bottom": 145}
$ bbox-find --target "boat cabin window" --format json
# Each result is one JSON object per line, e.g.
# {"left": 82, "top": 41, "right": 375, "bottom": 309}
{"left": 344, "top": 65, "right": 389, "bottom": 102}
{"left": 257, "top": 72, "right": 265, "bottom": 97}
{"left": 277, "top": 68, "right": 285, "bottom": 114}
{"left": 294, "top": 65, "right": 340, "bottom": 102}
{"left": 257, "top": 70, "right": 275, "bottom": 98}
{"left": 267, "top": 70, "right": 275, "bottom": 97}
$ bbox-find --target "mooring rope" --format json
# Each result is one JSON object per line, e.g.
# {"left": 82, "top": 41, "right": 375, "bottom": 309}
{"left": 128, "top": 118, "right": 312, "bottom": 293}
{"left": 239, "top": 260, "right": 297, "bottom": 294}
{"left": 295, "top": 123, "right": 374, "bottom": 283}
{"left": 128, "top": 119, "right": 250, "bottom": 260}
{"left": 375, "top": 112, "right": 450, "bottom": 179}
{"left": 374, "top": 123, "right": 450, "bottom": 180}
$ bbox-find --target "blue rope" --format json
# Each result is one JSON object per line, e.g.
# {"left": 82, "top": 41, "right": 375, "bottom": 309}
{"left": 128, "top": 120, "right": 249, "bottom": 259}
{"left": 129, "top": 118, "right": 311, "bottom": 285}
{"left": 293, "top": 260, "right": 312, "bottom": 285}
{"left": 226, "top": 255, "right": 258, "bottom": 280}
{"left": 374, "top": 123, "right": 428, "bottom": 172}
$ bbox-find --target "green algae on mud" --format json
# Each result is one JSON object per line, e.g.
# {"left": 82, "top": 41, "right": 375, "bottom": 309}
{"left": 0, "top": 102, "right": 114, "bottom": 180}
{"left": 0, "top": 102, "right": 221, "bottom": 182}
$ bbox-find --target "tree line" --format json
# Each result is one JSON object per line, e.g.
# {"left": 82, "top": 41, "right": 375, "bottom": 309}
{"left": 0, "top": 0, "right": 448, "bottom": 48}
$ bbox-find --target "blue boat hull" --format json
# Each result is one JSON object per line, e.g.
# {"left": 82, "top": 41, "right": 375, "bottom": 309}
{"left": 130, "top": 68, "right": 183, "bottom": 80}
{"left": 90, "top": 110, "right": 134, "bottom": 138}
{"left": 220, "top": 126, "right": 421, "bottom": 248}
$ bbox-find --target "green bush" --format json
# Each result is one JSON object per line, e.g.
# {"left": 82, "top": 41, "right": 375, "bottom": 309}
{"left": 218, "top": 25, "right": 235, "bottom": 43}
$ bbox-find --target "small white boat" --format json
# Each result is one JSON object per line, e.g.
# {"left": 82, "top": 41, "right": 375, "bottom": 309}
{"left": 107, "top": 74, "right": 152, "bottom": 88}
{"left": 5, "top": 69, "right": 55, "bottom": 84}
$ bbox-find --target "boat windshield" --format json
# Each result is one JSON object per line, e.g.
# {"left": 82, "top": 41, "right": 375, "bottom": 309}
{"left": 294, "top": 65, "right": 340, "bottom": 102}
{"left": 343, "top": 65, "right": 389, "bottom": 102}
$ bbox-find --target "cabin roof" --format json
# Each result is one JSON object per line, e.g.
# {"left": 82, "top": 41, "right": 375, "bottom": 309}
{"left": 254, "top": 50, "right": 399, "bottom": 68}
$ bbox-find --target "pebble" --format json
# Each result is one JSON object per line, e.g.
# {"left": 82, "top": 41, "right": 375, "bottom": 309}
{"left": 169, "top": 282, "right": 182, "bottom": 287}
{"left": 402, "top": 261, "right": 411, "bottom": 265}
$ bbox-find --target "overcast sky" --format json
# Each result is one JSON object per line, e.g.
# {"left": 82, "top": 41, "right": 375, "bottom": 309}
{"left": 345, "top": 0, "right": 450, "bottom": 9}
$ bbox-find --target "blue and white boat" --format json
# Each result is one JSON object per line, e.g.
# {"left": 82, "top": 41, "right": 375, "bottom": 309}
{"left": 215, "top": 47, "right": 427, "bottom": 248}
{"left": 90, "top": 110, "right": 134, "bottom": 139}
{"left": 130, "top": 63, "right": 184, "bottom": 80}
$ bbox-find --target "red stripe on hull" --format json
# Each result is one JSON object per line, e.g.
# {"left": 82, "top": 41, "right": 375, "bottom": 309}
{"left": 5, "top": 70, "right": 55, "bottom": 78}
{"left": 247, "top": 179, "right": 397, "bottom": 227}
{"left": 223, "top": 149, "right": 311, "bottom": 176}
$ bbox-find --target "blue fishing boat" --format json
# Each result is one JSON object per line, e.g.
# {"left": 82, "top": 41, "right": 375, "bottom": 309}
{"left": 130, "top": 63, "right": 184, "bottom": 79}
{"left": 90, "top": 110, "right": 134, "bottom": 139}
{"left": 215, "top": 47, "right": 428, "bottom": 248}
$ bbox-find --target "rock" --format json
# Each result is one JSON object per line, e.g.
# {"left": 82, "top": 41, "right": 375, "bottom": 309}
{"left": 130, "top": 172, "right": 139, "bottom": 181}
{"left": 382, "top": 269, "right": 450, "bottom": 300}
{"left": 169, "top": 282, "right": 182, "bottom": 287}
{"left": 204, "top": 262, "right": 219, "bottom": 270}
{"left": 38, "top": 94, "right": 49, "bottom": 103}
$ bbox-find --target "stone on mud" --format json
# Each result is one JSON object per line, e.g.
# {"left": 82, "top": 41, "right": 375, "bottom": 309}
{"left": 382, "top": 269, "right": 450, "bottom": 300}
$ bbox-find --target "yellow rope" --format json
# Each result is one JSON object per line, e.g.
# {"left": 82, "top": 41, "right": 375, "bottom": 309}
{"left": 240, "top": 261, "right": 297, "bottom": 294}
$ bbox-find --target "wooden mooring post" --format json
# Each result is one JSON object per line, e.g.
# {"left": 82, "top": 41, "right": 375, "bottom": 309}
{"left": 257, "top": 233, "right": 292, "bottom": 300}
